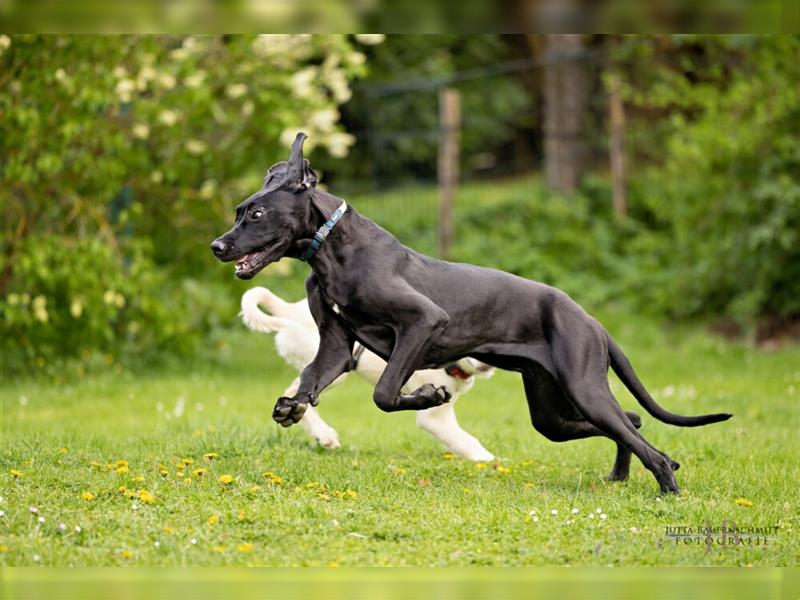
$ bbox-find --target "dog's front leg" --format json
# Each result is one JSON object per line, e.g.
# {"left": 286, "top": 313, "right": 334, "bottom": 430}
{"left": 372, "top": 294, "right": 451, "bottom": 412}
{"left": 272, "top": 283, "right": 354, "bottom": 427}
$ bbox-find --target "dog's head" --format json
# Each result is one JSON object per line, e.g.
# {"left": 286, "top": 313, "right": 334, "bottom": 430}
{"left": 210, "top": 132, "right": 325, "bottom": 279}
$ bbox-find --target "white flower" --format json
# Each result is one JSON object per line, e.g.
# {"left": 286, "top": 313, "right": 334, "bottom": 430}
{"left": 191, "top": 538, "right": 197, "bottom": 545}
{"left": 596, "top": 508, "right": 602, "bottom": 514}
{"left": 355, "top": 34, "right": 386, "bottom": 45}
{"left": 154, "top": 541, "right": 160, "bottom": 548}
{"left": 291, "top": 67, "right": 317, "bottom": 98}
{"left": 113, "top": 66, "right": 128, "bottom": 78}
{"left": 629, "top": 526, "right": 638, "bottom": 533}
{"left": 185, "top": 140, "right": 208, "bottom": 155}
{"left": 326, "top": 132, "right": 355, "bottom": 158}
{"left": 74, "top": 525, "right": 82, "bottom": 532}
{"left": 32, "top": 554, "right": 40, "bottom": 562}
{"left": 158, "top": 110, "right": 179, "bottom": 127}
{"left": 199, "top": 179, "right": 217, "bottom": 200}
{"left": 588, "top": 513, "right": 595, "bottom": 519}
{"left": 158, "top": 73, "right": 176, "bottom": 90}
{"left": 29, "top": 506, "right": 39, "bottom": 514}
{"left": 32, "top": 295, "right": 48, "bottom": 323}
{"left": 0, "top": 510, "right": 4, "bottom": 517}
{"left": 532, "top": 516, "right": 539, "bottom": 522}
{"left": 59, "top": 523, "right": 66, "bottom": 531}
{"left": 115, "top": 78, "right": 136, "bottom": 102}
{"left": 132, "top": 123, "right": 150, "bottom": 140}
{"left": 226, "top": 83, "right": 248, "bottom": 99}
{"left": 310, "top": 108, "right": 339, "bottom": 132}
{"left": 70, "top": 297, "right": 83, "bottom": 318}
{"left": 184, "top": 71, "right": 206, "bottom": 89}
{"left": 0, "top": 34, "right": 11, "bottom": 51}
{"left": 571, "top": 508, "right": 579, "bottom": 514}
{"left": 527, "top": 509, "right": 536, "bottom": 515}
{"left": 550, "top": 509, "right": 558, "bottom": 516}
{"left": 600, "top": 513, "right": 607, "bottom": 520}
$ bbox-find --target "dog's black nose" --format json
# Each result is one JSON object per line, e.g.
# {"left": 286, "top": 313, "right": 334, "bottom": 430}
{"left": 210, "top": 239, "right": 227, "bottom": 257}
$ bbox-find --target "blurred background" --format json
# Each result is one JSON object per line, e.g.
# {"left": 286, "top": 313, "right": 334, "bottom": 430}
{"left": 2, "top": 34, "right": 799, "bottom": 377}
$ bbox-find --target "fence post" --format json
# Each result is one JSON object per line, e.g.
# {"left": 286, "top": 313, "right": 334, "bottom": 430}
{"left": 438, "top": 87, "right": 460, "bottom": 259}
{"left": 608, "top": 73, "right": 627, "bottom": 218}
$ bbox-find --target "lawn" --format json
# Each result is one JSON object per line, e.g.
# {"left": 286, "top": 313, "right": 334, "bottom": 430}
{"left": 1, "top": 310, "right": 798, "bottom": 567}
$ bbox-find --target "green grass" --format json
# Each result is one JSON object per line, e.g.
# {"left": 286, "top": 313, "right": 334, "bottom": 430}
{"left": 1, "top": 314, "right": 798, "bottom": 566}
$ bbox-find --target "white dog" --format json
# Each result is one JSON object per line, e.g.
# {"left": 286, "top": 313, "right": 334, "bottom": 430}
{"left": 241, "top": 286, "right": 496, "bottom": 461}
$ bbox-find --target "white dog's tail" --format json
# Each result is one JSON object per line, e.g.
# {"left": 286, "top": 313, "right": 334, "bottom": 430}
{"left": 240, "top": 287, "right": 294, "bottom": 333}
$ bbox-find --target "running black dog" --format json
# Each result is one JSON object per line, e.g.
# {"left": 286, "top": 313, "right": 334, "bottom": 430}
{"left": 211, "top": 133, "right": 732, "bottom": 494}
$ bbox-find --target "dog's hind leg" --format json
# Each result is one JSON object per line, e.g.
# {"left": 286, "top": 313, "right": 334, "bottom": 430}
{"left": 282, "top": 376, "right": 342, "bottom": 449}
{"left": 549, "top": 329, "right": 681, "bottom": 494}
{"left": 522, "top": 371, "right": 638, "bottom": 481}
{"left": 416, "top": 403, "right": 494, "bottom": 461}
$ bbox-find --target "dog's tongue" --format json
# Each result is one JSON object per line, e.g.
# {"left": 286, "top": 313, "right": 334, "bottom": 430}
{"left": 235, "top": 252, "right": 259, "bottom": 272}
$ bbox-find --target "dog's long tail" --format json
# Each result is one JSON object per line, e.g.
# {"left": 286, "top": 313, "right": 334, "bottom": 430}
{"left": 606, "top": 333, "right": 732, "bottom": 427}
{"left": 240, "top": 287, "right": 294, "bottom": 334}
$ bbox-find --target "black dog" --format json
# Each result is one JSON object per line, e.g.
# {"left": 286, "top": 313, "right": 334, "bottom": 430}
{"left": 212, "top": 133, "right": 732, "bottom": 494}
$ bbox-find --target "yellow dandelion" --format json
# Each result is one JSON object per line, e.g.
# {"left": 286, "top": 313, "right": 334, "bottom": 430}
{"left": 115, "top": 465, "right": 129, "bottom": 475}
{"left": 343, "top": 489, "right": 358, "bottom": 500}
{"left": 475, "top": 463, "right": 488, "bottom": 470}
{"left": 236, "top": 543, "right": 253, "bottom": 553}
{"left": 218, "top": 474, "right": 234, "bottom": 485}
{"left": 327, "top": 561, "right": 339, "bottom": 568}
{"left": 192, "top": 468, "right": 207, "bottom": 478}
{"left": 443, "top": 453, "right": 457, "bottom": 460}
{"left": 0, "top": 545, "right": 9, "bottom": 553}
{"left": 525, "top": 482, "right": 535, "bottom": 488}
{"left": 183, "top": 477, "right": 192, "bottom": 486}
{"left": 306, "top": 481, "right": 320, "bottom": 489}
{"left": 163, "top": 526, "right": 174, "bottom": 534}
{"left": 318, "top": 492, "right": 331, "bottom": 501}
{"left": 57, "top": 447, "right": 68, "bottom": 455}
{"left": 9, "top": 469, "right": 22, "bottom": 479}
{"left": 212, "top": 545, "right": 226, "bottom": 553}
{"left": 735, "top": 498, "right": 753, "bottom": 507}
{"left": 176, "top": 471, "right": 185, "bottom": 479}
{"left": 137, "top": 490, "right": 155, "bottom": 504}
{"left": 520, "top": 459, "right": 532, "bottom": 467}
{"left": 181, "top": 458, "right": 194, "bottom": 466}
{"left": 174, "top": 462, "right": 184, "bottom": 469}
{"left": 89, "top": 461, "right": 104, "bottom": 469}
{"left": 207, "top": 514, "right": 219, "bottom": 526}
{"left": 81, "top": 491, "right": 95, "bottom": 502}
{"left": 159, "top": 467, "right": 169, "bottom": 478}
{"left": 133, "top": 475, "right": 145, "bottom": 483}
{"left": 120, "top": 550, "right": 133, "bottom": 560}
{"left": 248, "top": 485, "right": 260, "bottom": 494}
{"left": 115, "top": 460, "right": 129, "bottom": 469}
{"left": 203, "top": 453, "right": 219, "bottom": 461}
{"left": 495, "top": 465, "right": 512, "bottom": 474}
{"left": 393, "top": 467, "right": 407, "bottom": 475}
{"left": 262, "top": 472, "right": 283, "bottom": 485}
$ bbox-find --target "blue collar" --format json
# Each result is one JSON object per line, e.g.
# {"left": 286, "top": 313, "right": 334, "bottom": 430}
{"left": 299, "top": 200, "right": 348, "bottom": 262}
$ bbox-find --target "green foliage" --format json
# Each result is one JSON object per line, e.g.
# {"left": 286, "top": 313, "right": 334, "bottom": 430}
{"left": 618, "top": 35, "right": 800, "bottom": 321}
{"left": 1, "top": 34, "right": 367, "bottom": 371}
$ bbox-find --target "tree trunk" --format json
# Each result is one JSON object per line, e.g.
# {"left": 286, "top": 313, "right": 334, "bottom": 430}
{"left": 542, "top": 34, "right": 589, "bottom": 193}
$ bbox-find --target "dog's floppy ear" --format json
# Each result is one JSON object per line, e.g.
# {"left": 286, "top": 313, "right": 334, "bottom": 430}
{"left": 285, "top": 132, "right": 318, "bottom": 193}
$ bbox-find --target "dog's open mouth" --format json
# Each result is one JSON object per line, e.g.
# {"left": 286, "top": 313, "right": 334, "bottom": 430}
{"left": 234, "top": 248, "right": 272, "bottom": 279}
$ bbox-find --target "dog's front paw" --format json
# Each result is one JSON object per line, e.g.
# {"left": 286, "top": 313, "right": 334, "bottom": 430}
{"left": 411, "top": 383, "right": 451, "bottom": 408}
{"left": 272, "top": 395, "right": 309, "bottom": 428}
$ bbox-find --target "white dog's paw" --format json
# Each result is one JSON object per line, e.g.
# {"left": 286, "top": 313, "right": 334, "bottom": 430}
{"left": 464, "top": 450, "right": 495, "bottom": 462}
{"left": 315, "top": 428, "right": 341, "bottom": 449}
